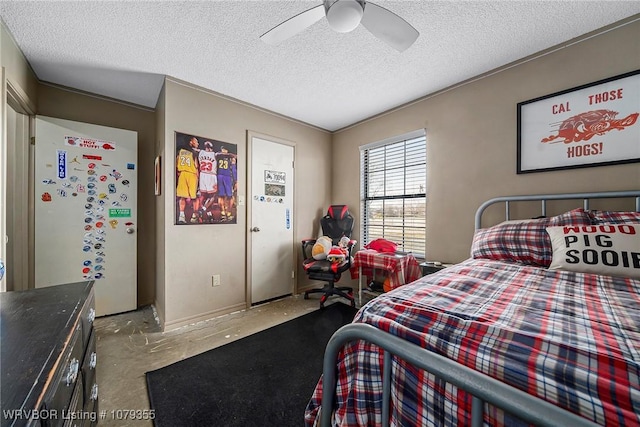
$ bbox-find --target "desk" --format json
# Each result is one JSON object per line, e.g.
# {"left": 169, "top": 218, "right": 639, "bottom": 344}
{"left": 350, "top": 250, "right": 421, "bottom": 305}
{"left": 420, "top": 262, "right": 455, "bottom": 276}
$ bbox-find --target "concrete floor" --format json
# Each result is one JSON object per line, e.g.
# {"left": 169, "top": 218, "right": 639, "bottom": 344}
{"left": 94, "top": 293, "right": 363, "bottom": 426}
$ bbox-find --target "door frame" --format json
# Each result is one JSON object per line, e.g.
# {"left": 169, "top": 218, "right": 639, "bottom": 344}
{"left": 4, "top": 81, "right": 36, "bottom": 291}
{"left": 245, "top": 130, "right": 296, "bottom": 307}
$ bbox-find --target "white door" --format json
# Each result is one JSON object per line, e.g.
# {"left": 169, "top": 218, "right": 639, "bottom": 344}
{"left": 34, "top": 116, "right": 138, "bottom": 316}
{"left": 248, "top": 133, "right": 295, "bottom": 304}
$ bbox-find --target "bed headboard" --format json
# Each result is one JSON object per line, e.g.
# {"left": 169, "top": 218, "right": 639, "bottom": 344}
{"left": 475, "top": 190, "right": 640, "bottom": 230}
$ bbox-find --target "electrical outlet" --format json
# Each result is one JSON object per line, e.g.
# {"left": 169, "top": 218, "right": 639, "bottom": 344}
{"left": 212, "top": 275, "right": 221, "bottom": 287}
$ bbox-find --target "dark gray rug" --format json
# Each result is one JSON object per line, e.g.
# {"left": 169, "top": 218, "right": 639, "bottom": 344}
{"left": 145, "top": 302, "right": 358, "bottom": 426}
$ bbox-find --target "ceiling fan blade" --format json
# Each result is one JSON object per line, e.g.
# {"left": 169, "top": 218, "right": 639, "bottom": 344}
{"left": 361, "top": 2, "right": 419, "bottom": 52}
{"left": 260, "top": 4, "right": 326, "bottom": 45}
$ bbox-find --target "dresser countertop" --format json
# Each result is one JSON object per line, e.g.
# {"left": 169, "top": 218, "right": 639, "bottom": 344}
{"left": 1, "top": 282, "right": 93, "bottom": 422}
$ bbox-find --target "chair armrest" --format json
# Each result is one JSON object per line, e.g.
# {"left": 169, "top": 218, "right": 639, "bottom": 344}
{"left": 345, "top": 240, "right": 357, "bottom": 267}
{"left": 301, "top": 239, "right": 317, "bottom": 260}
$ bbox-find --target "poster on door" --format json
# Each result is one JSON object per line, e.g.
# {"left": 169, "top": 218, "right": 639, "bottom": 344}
{"left": 175, "top": 131, "right": 238, "bottom": 224}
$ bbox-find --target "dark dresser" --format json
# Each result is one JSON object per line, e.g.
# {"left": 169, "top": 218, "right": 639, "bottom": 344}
{"left": 1, "top": 282, "right": 98, "bottom": 427}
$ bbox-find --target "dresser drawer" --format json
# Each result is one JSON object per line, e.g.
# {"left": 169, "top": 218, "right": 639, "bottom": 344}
{"left": 44, "top": 323, "right": 84, "bottom": 427}
{"left": 81, "top": 330, "right": 97, "bottom": 408}
{"left": 80, "top": 292, "right": 95, "bottom": 348}
{"left": 82, "top": 398, "right": 98, "bottom": 427}
{"left": 61, "top": 373, "right": 83, "bottom": 427}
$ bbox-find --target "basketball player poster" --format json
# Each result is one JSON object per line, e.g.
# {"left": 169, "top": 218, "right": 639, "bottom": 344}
{"left": 174, "top": 131, "right": 238, "bottom": 225}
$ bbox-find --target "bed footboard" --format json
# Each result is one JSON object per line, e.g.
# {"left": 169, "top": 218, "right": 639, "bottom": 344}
{"left": 320, "top": 323, "right": 600, "bottom": 427}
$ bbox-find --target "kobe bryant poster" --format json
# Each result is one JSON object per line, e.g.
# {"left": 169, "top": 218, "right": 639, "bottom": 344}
{"left": 174, "top": 131, "right": 238, "bottom": 225}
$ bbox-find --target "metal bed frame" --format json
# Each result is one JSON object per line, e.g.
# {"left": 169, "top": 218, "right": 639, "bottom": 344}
{"left": 320, "top": 190, "right": 640, "bottom": 427}
{"left": 475, "top": 190, "right": 640, "bottom": 229}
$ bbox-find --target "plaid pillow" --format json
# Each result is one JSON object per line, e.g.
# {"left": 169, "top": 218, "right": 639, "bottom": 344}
{"left": 588, "top": 210, "right": 640, "bottom": 224}
{"left": 471, "top": 208, "right": 592, "bottom": 266}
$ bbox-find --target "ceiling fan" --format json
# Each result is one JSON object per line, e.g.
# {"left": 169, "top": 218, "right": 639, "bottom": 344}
{"left": 260, "top": 0, "right": 419, "bottom": 52}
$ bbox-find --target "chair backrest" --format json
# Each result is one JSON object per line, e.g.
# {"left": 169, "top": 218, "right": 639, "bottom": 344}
{"left": 321, "top": 205, "right": 354, "bottom": 245}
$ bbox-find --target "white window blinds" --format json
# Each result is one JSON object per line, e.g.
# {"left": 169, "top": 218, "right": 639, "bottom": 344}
{"left": 360, "top": 130, "right": 426, "bottom": 257}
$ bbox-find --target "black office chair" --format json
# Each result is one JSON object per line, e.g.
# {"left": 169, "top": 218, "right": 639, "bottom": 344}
{"left": 302, "top": 205, "right": 356, "bottom": 309}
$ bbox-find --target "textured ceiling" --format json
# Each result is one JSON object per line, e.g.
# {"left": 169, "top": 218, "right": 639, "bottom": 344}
{"left": 1, "top": 1, "right": 639, "bottom": 132}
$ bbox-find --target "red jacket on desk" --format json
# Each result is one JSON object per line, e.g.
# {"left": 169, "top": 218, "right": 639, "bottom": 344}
{"left": 364, "top": 238, "right": 397, "bottom": 253}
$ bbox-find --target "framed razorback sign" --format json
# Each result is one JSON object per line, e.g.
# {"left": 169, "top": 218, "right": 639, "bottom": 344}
{"left": 517, "top": 69, "right": 639, "bottom": 174}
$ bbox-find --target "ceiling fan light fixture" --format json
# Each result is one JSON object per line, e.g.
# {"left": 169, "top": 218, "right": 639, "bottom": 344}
{"left": 261, "top": 0, "right": 418, "bottom": 52}
{"left": 325, "top": 0, "right": 365, "bottom": 33}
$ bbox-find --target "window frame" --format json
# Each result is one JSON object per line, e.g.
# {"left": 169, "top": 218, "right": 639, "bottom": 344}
{"left": 360, "top": 129, "right": 427, "bottom": 258}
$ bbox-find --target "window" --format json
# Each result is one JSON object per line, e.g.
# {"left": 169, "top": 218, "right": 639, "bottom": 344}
{"left": 360, "top": 130, "right": 427, "bottom": 257}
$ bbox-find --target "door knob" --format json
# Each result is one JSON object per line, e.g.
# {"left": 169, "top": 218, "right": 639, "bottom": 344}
{"left": 251, "top": 227, "right": 260, "bottom": 232}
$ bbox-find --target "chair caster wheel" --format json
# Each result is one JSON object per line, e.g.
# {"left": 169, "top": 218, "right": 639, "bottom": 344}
{"left": 320, "top": 296, "right": 327, "bottom": 309}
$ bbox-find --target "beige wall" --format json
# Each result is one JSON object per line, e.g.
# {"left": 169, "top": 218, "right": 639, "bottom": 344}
{"left": 159, "top": 78, "right": 332, "bottom": 329}
{"left": 1, "top": 22, "right": 38, "bottom": 292}
{"left": 332, "top": 18, "right": 640, "bottom": 265}
{"left": 154, "top": 82, "right": 167, "bottom": 326}
{"left": 3, "top": 17, "right": 639, "bottom": 328}
{"left": 1, "top": 23, "right": 38, "bottom": 111}
{"left": 3, "top": 20, "right": 158, "bottom": 304}
{"left": 37, "top": 84, "right": 157, "bottom": 306}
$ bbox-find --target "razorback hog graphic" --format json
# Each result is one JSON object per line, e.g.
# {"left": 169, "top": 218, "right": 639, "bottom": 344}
{"left": 541, "top": 109, "right": 639, "bottom": 144}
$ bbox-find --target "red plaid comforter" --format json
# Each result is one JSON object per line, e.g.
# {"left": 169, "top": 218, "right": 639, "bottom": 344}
{"left": 304, "top": 258, "right": 640, "bottom": 426}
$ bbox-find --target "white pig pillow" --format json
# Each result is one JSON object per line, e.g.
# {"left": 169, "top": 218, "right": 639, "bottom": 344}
{"left": 546, "top": 224, "right": 640, "bottom": 279}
